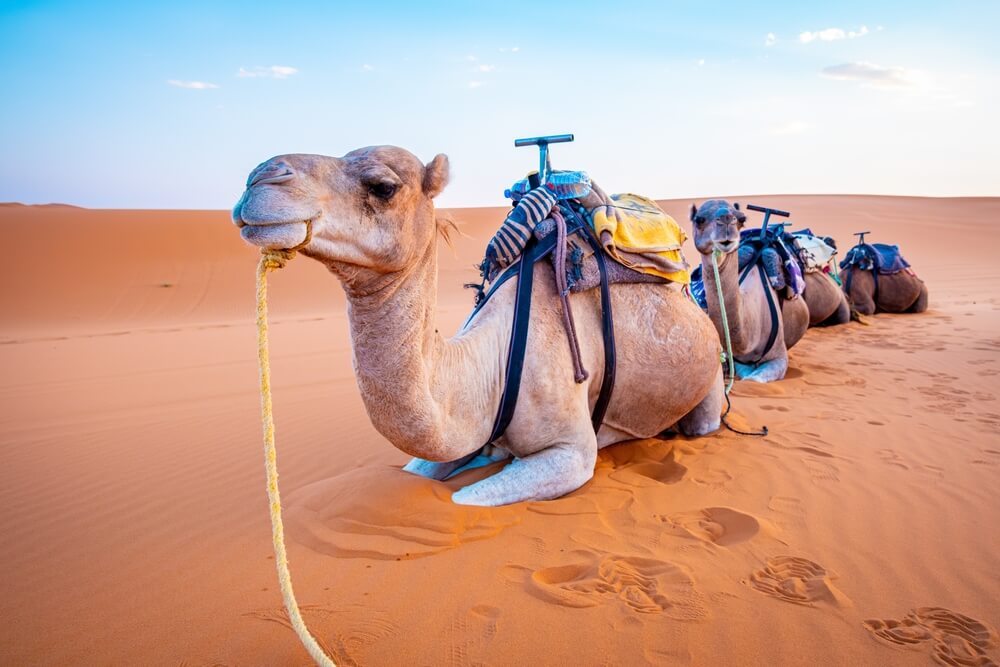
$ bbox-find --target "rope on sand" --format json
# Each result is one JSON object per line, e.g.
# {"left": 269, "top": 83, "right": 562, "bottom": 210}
{"left": 711, "top": 250, "right": 768, "bottom": 437}
{"left": 254, "top": 224, "right": 336, "bottom": 667}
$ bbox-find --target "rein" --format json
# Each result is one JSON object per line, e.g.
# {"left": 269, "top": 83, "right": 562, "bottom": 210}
{"left": 709, "top": 250, "right": 768, "bottom": 437}
{"left": 254, "top": 222, "right": 338, "bottom": 667}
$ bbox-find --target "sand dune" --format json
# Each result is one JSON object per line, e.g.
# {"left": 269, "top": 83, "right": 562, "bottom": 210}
{"left": 1, "top": 196, "right": 998, "bottom": 665}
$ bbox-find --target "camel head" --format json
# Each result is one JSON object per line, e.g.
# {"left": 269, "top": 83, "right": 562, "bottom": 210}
{"left": 690, "top": 199, "right": 746, "bottom": 255}
{"left": 233, "top": 146, "right": 450, "bottom": 288}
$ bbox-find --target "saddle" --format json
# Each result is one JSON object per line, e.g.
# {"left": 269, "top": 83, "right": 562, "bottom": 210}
{"left": 839, "top": 241, "right": 914, "bottom": 304}
{"left": 840, "top": 242, "right": 911, "bottom": 275}
{"left": 465, "top": 179, "right": 689, "bottom": 446}
{"left": 785, "top": 229, "right": 840, "bottom": 278}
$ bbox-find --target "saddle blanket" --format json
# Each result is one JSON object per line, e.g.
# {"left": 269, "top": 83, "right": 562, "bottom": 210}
{"left": 840, "top": 242, "right": 911, "bottom": 274}
{"left": 591, "top": 193, "right": 690, "bottom": 284}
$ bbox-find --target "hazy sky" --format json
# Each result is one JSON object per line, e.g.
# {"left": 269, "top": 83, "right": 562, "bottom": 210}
{"left": 1, "top": 1, "right": 997, "bottom": 208}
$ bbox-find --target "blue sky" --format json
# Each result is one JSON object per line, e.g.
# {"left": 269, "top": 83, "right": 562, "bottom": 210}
{"left": 1, "top": 1, "right": 997, "bottom": 208}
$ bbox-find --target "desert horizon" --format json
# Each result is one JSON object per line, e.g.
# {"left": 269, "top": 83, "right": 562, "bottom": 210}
{"left": 3, "top": 1, "right": 999, "bottom": 664}
{"left": 2, "top": 193, "right": 998, "bottom": 665}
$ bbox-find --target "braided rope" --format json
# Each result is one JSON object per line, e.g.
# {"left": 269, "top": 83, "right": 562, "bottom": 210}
{"left": 254, "top": 223, "right": 336, "bottom": 667}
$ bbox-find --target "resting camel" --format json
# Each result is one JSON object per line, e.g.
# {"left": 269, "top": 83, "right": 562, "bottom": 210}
{"left": 801, "top": 271, "right": 851, "bottom": 326}
{"left": 690, "top": 200, "right": 809, "bottom": 383}
{"left": 839, "top": 265, "right": 929, "bottom": 315}
{"left": 233, "top": 146, "right": 724, "bottom": 506}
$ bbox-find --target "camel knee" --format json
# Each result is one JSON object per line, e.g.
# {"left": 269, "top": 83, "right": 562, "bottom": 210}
{"left": 738, "top": 356, "right": 787, "bottom": 383}
{"left": 451, "top": 440, "right": 596, "bottom": 506}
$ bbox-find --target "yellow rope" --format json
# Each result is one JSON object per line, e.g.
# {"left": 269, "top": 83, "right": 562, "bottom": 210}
{"left": 255, "top": 224, "right": 336, "bottom": 667}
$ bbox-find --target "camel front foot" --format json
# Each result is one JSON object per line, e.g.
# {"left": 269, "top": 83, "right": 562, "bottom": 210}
{"left": 451, "top": 439, "right": 597, "bottom": 506}
{"left": 735, "top": 356, "right": 788, "bottom": 383}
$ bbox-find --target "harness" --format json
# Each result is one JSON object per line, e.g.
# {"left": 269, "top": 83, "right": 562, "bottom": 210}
{"left": 464, "top": 202, "right": 617, "bottom": 445}
{"left": 735, "top": 232, "right": 783, "bottom": 366}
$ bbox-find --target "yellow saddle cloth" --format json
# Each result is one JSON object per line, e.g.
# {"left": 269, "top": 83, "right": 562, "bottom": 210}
{"left": 590, "top": 193, "right": 690, "bottom": 284}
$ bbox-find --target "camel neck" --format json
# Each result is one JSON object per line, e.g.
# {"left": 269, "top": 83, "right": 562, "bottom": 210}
{"left": 339, "top": 239, "right": 494, "bottom": 462}
{"left": 700, "top": 251, "right": 750, "bottom": 354}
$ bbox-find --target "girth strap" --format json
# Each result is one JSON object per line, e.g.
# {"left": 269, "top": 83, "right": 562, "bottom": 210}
{"left": 484, "top": 234, "right": 549, "bottom": 445}
{"left": 755, "top": 262, "right": 780, "bottom": 364}
{"left": 480, "top": 208, "right": 616, "bottom": 446}
{"left": 735, "top": 251, "right": 781, "bottom": 366}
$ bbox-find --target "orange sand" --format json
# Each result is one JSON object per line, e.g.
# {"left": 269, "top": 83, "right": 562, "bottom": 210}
{"left": 1, "top": 196, "right": 998, "bottom": 665}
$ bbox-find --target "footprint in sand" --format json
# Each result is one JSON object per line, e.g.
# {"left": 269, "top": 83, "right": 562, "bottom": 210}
{"left": 667, "top": 507, "right": 760, "bottom": 547}
{"left": 606, "top": 452, "right": 688, "bottom": 487}
{"left": 864, "top": 607, "right": 999, "bottom": 666}
{"left": 448, "top": 604, "right": 501, "bottom": 667}
{"left": 284, "top": 466, "right": 520, "bottom": 560}
{"left": 878, "top": 448, "right": 910, "bottom": 470}
{"left": 502, "top": 551, "right": 706, "bottom": 620}
{"left": 748, "top": 556, "right": 850, "bottom": 607}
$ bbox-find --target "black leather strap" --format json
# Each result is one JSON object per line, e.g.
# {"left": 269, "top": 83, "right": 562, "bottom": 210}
{"left": 754, "top": 262, "right": 781, "bottom": 364}
{"left": 476, "top": 207, "right": 617, "bottom": 446}
{"left": 484, "top": 235, "right": 548, "bottom": 444}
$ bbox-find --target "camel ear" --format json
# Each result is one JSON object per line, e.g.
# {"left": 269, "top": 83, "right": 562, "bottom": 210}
{"left": 733, "top": 202, "right": 747, "bottom": 224}
{"left": 690, "top": 204, "right": 698, "bottom": 222}
{"left": 423, "top": 154, "right": 450, "bottom": 198}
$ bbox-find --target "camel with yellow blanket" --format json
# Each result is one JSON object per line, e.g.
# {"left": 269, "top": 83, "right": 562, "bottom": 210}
{"left": 234, "top": 146, "right": 724, "bottom": 506}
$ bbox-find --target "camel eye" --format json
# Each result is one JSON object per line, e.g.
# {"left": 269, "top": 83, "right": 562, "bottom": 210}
{"left": 368, "top": 180, "right": 399, "bottom": 200}
{"left": 695, "top": 216, "right": 706, "bottom": 226}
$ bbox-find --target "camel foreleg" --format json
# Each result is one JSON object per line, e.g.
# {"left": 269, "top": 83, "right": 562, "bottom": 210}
{"left": 735, "top": 356, "right": 788, "bottom": 383}
{"left": 450, "top": 435, "right": 597, "bottom": 506}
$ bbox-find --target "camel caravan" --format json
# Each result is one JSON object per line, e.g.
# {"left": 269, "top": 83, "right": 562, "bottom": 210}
{"left": 233, "top": 136, "right": 928, "bottom": 507}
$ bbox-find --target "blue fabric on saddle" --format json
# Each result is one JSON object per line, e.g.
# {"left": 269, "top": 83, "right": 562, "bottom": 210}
{"left": 839, "top": 242, "right": 911, "bottom": 275}
{"left": 689, "top": 226, "right": 805, "bottom": 310}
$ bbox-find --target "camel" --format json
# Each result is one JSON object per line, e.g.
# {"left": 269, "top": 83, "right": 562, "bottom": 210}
{"left": 690, "top": 200, "right": 809, "bottom": 383}
{"left": 839, "top": 265, "right": 929, "bottom": 315}
{"left": 801, "top": 272, "right": 851, "bottom": 326}
{"left": 233, "top": 146, "right": 725, "bottom": 506}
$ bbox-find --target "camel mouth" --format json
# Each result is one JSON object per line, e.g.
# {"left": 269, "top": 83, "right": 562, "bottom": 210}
{"left": 240, "top": 220, "right": 310, "bottom": 250}
{"left": 714, "top": 240, "right": 738, "bottom": 253}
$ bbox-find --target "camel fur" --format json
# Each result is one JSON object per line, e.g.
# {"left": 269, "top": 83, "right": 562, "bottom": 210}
{"left": 233, "top": 146, "right": 724, "bottom": 506}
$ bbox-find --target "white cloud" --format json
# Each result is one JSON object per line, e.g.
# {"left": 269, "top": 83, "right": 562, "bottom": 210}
{"left": 361, "top": 63, "right": 374, "bottom": 72}
{"left": 697, "top": 58, "right": 705, "bottom": 66}
{"left": 765, "top": 32, "right": 776, "bottom": 47}
{"left": 771, "top": 120, "right": 811, "bottom": 135}
{"left": 465, "top": 54, "right": 478, "bottom": 62}
{"left": 477, "top": 64, "right": 495, "bottom": 72}
{"left": 499, "top": 46, "right": 520, "bottom": 53}
{"left": 800, "top": 25, "right": 868, "bottom": 43}
{"left": 821, "top": 61, "right": 912, "bottom": 88}
{"left": 167, "top": 79, "right": 219, "bottom": 89}
{"left": 468, "top": 80, "right": 484, "bottom": 89}
{"left": 237, "top": 65, "right": 298, "bottom": 79}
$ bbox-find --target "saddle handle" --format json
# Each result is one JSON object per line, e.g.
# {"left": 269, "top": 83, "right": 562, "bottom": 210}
{"left": 747, "top": 204, "right": 791, "bottom": 239}
{"left": 854, "top": 230, "right": 872, "bottom": 244}
{"left": 515, "top": 134, "right": 574, "bottom": 185}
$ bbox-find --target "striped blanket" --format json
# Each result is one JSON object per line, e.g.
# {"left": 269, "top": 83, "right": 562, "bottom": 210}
{"left": 481, "top": 176, "right": 690, "bottom": 286}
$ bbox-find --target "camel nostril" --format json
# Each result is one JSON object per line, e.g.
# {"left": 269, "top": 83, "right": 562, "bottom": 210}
{"left": 249, "top": 162, "right": 295, "bottom": 188}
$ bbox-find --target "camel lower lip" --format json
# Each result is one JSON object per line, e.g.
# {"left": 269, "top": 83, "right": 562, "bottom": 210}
{"left": 240, "top": 221, "right": 309, "bottom": 250}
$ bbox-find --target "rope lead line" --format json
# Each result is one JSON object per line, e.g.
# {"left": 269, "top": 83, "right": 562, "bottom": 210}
{"left": 257, "top": 247, "right": 337, "bottom": 667}
{"left": 711, "top": 250, "right": 735, "bottom": 395}
{"left": 710, "top": 250, "right": 768, "bottom": 437}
